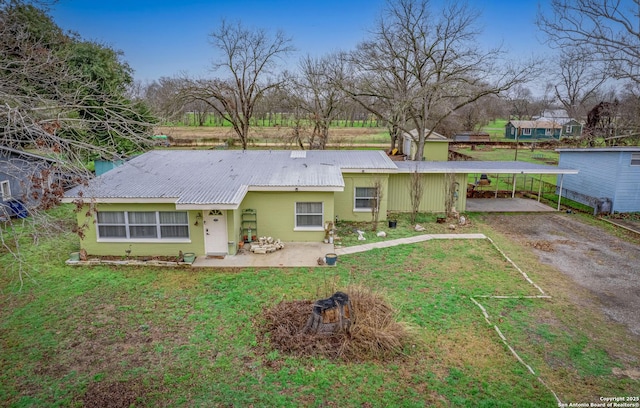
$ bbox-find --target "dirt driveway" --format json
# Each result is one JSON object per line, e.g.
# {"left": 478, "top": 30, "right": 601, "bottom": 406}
{"left": 481, "top": 213, "right": 640, "bottom": 336}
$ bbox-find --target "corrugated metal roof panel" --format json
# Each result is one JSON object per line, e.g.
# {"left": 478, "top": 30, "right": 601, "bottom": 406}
{"left": 394, "top": 160, "right": 578, "bottom": 174}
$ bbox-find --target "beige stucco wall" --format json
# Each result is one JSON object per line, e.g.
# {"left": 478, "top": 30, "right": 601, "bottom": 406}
{"left": 335, "top": 173, "right": 389, "bottom": 222}
{"left": 240, "top": 191, "right": 335, "bottom": 242}
{"left": 387, "top": 173, "right": 467, "bottom": 214}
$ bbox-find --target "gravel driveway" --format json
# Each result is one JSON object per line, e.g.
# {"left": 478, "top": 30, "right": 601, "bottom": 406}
{"left": 481, "top": 213, "right": 640, "bottom": 336}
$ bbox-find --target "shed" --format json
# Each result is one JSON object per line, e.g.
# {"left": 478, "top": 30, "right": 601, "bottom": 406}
{"left": 556, "top": 147, "right": 640, "bottom": 213}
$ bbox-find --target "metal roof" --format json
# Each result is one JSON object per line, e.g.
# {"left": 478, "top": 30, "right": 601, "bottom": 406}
{"left": 556, "top": 147, "right": 640, "bottom": 153}
{"left": 64, "top": 150, "right": 577, "bottom": 207}
{"left": 64, "top": 150, "right": 395, "bottom": 207}
{"left": 394, "top": 160, "right": 579, "bottom": 175}
{"left": 507, "top": 120, "right": 561, "bottom": 129}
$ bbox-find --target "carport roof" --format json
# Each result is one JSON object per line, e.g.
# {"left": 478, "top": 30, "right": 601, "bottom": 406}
{"left": 394, "top": 160, "right": 579, "bottom": 175}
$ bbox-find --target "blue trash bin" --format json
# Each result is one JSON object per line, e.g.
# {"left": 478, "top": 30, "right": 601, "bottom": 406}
{"left": 7, "top": 200, "right": 27, "bottom": 218}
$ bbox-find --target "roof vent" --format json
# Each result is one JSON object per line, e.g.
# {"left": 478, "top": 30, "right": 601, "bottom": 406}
{"left": 290, "top": 151, "right": 306, "bottom": 159}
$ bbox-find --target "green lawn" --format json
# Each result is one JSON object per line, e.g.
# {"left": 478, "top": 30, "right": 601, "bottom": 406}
{"left": 1, "top": 207, "right": 638, "bottom": 406}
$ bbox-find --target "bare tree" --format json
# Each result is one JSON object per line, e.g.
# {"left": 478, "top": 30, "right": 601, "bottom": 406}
{"left": 180, "top": 20, "right": 294, "bottom": 149}
{"left": 341, "top": 0, "right": 535, "bottom": 160}
{"left": 1, "top": 1, "right": 155, "bottom": 281}
{"left": 409, "top": 166, "right": 424, "bottom": 224}
{"left": 143, "top": 77, "right": 188, "bottom": 124}
{"left": 370, "top": 178, "right": 383, "bottom": 231}
{"left": 537, "top": 0, "right": 640, "bottom": 85}
{"left": 291, "top": 53, "right": 347, "bottom": 149}
{"left": 551, "top": 49, "right": 608, "bottom": 119}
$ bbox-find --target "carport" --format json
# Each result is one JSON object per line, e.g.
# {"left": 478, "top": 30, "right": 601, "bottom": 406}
{"left": 396, "top": 161, "right": 579, "bottom": 213}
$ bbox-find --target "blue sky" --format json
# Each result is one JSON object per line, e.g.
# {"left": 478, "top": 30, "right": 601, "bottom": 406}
{"left": 49, "top": 0, "right": 549, "bottom": 84}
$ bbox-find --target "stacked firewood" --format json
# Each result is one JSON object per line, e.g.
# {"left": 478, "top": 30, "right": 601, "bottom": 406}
{"left": 249, "top": 236, "right": 285, "bottom": 254}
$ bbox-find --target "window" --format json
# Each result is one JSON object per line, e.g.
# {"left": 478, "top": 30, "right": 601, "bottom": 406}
{"left": 97, "top": 211, "right": 189, "bottom": 240}
{"left": 545, "top": 128, "right": 552, "bottom": 136}
{"left": 354, "top": 187, "right": 378, "bottom": 210}
{"left": 295, "top": 202, "right": 323, "bottom": 229}
{"left": 632, "top": 153, "right": 640, "bottom": 166}
{"left": 565, "top": 125, "right": 573, "bottom": 134}
{"left": 522, "top": 128, "right": 532, "bottom": 135}
{"left": 1, "top": 180, "right": 11, "bottom": 200}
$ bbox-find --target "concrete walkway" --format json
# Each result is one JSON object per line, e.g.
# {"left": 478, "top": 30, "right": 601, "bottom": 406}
{"left": 334, "top": 233, "right": 487, "bottom": 255}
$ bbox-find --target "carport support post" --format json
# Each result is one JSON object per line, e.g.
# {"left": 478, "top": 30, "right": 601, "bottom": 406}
{"left": 557, "top": 174, "right": 564, "bottom": 211}
{"left": 537, "top": 175, "right": 543, "bottom": 202}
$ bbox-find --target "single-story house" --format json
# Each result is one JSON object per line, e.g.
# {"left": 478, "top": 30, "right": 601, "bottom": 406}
{"left": 402, "top": 129, "right": 450, "bottom": 161}
{"left": 559, "top": 119, "right": 583, "bottom": 138}
{"left": 533, "top": 109, "right": 583, "bottom": 138}
{"left": 556, "top": 147, "right": 640, "bottom": 213}
{"left": 0, "top": 146, "right": 64, "bottom": 219}
{"left": 63, "top": 149, "right": 578, "bottom": 258}
{"left": 505, "top": 120, "right": 562, "bottom": 140}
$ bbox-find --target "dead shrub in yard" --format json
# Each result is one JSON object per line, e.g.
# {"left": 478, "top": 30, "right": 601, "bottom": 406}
{"left": 260, "top": 285, "right": 416, "bottom": 362}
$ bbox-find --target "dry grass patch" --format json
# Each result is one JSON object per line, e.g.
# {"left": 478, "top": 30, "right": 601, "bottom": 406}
{"left": 259, "top": 285, "right": 417, "bottom": 362}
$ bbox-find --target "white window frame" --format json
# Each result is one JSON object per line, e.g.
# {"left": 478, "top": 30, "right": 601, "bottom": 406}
{"left": 294, "top": 202, "right": 324, "bottom": 231}
{"left": 522, "top": 128, "right": 532, "bottom": 135}
{"left": 545, "top": 128, "right": 552, "bottom": 136}
{"left": 565, "top": 125, "right": 573, "bottom": 134}
{"left": 354, "top": 187, "right": 379, "bottom": 212}
{"left": 1, "top": 180, "right": 11, "bottom": 200}
{"left": 631, "top": 153, "right": 640, "bottom": 166}
{"left": 96, "top": 211, "right": 190, "bottom": 242}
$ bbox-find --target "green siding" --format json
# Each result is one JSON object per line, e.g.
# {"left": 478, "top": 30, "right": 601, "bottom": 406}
{"left": 407, "top": 141, "right": 450, "bottom": 161}
{"left": 77, "top": 203, "right": 206, "bottom": 257}
{"left": 388, "top": 173, "right": 466, "bottom": 213}
{"left": 240, "top": 191, "right": 334, "bottom": 242}
{"left": 335, "top": 173, "right": 389, "bottom": 222}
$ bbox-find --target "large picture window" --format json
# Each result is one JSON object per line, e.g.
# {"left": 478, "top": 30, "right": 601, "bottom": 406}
{"left": 355, "top": 187, "right": 378, "bottom": 210}
{"left": 295, "top": 202, "right": 323, "bottom": 229}
{"left": 97, "top": 211, "right": 189, "bottom": 240}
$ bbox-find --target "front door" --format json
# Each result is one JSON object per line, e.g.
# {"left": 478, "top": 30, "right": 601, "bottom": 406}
{"left": 203, "top": 210, "right": 228, "bottom": 255}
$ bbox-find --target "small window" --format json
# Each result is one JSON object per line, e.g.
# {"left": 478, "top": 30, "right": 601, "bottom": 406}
{"left": 295, "top": 202, "right": 323, "bottom": 228}
{"left": 545, "top": 128, "right": 552, "bottom": 136}
{"left": 355, "top": 187, "right": 378, "bottom": 210}
{"left": 1, "top": 180, "right": 11, "bottom": 200}
{"left": 522, "top": 128, "right": 532, "bottom": 135}
{"left": 565, "top": 125, "right": 573, "bottom": 134}
{"left": 632, "top": 153, "right": 640, "bottom": 166}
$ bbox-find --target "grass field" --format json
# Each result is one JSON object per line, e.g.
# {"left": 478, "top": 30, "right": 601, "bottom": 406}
{"left": 1, "top": 206, "right": 638, "bottom": 406}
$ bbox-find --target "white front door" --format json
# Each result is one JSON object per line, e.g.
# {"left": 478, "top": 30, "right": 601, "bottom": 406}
{"left": 203, "top": 210, "right": 228, "bottom": 255}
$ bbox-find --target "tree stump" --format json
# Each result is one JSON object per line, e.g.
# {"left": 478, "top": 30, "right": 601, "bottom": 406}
{"left": 304, "top": 292, "right": 353, "bottom": 334}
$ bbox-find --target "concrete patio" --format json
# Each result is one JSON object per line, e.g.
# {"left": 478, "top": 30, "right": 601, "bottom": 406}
{"left": 192, "top": 242, "right": 336, "bottom": 268}
{"left": 466, "top": 198, "right": 555, "bottom": 212}
{"left": 191, "top": 233, "right": 488, "bottom": 268}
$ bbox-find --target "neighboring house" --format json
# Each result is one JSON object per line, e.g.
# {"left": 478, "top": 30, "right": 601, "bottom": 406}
{"left": 557, "top": 147, "right": 640, "bottom": 213}
{"left": 0, "top": 146, "right": 62, "bottom": 218}
{"left": 63, "top": 149, "right": 577, "bottom": 258}
{"left": 402, "top": 129, "right": 450, "bottom": 161}
{"left": 533, "top": 109, "right": 583, "bottom": 138}
{"left": 504, "top": 120, "right": 562, "bottom": 140}
{"left": 559, "top": 119, "right": 583, "bottom": 138}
